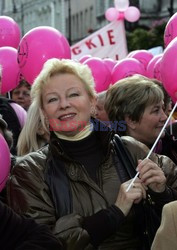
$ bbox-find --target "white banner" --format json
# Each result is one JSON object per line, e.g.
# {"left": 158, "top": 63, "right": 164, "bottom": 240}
{"left": 71, "top": 20, "right": 128, "bottom": 61}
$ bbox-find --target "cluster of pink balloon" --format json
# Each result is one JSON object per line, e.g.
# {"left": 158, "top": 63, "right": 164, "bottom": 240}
{"left": 79, "top": 48, "right": 164, "bottom": 92}
{"left": 109, "top": 49, "right": 155, "bottom": 85}
{"left": 105, "top": 0, "right": 140, "bottom": 23}
{"left": 79, "top": 53, "right": 151, "bottom": 92}
{"left": 0, "top": 16, "right": 71, "bottom": 92}
{"left": 132, "top": 13, "right": 177, "bottom": 102}
{"left": 80, "top": 45, "right": 177, "bottom": 102}
{"left": 0, "top": 16, "right": 21, "bottom": 94}
{"left": 125, "top": 12, "right": 177, "bottom": 104}
{"left": 79, "top": 56, "right": 119, "bottom": 93}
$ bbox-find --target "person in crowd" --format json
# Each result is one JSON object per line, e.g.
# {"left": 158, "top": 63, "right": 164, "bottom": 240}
{"left": 17, "top": 100, "right": 49, "bottom": 156}
{"left": 7, "top": 59, "right": 177, "bottom": 250}
{"left": 105, "top": 74, "right": 177, "bottom": 164}
{"left": 151, "top": 200, "right": 177, "bottom": 250}
{"left": 0, "top": 200, "right": 63, "bottom": 250}
{"left": 0, "top": 66, "right": 26, "bottom": 155}
{"left": 0, "top": 118, "right": 62, "bottom": 250}
{"left": 11, "top": 79, "right": 31, "bottom": 111}
{"left": 95, "top": 90, "right": 109, "bottom": 122}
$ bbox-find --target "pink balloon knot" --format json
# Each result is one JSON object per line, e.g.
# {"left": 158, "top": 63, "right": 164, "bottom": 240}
{"left": 117, "top": 11, "right": 125, "bottom": 20}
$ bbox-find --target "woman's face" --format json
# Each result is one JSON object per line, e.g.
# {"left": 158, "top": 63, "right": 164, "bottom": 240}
{"left": 127, "top": 101, "right": 167, "bottom": 145}
{"left": 42, "top": 73, "right": 95, "bottom": 136}
{"left": 12, "top": 85, "right": 31, "bottom": 110}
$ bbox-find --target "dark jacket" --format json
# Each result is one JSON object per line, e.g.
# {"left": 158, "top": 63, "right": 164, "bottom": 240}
{"left": 0, "top": 97, "right": 21, "bottom": 155}
{"left": 7, "top": 129, "right": 177, "bottom": 250}
{"left": 160, "top": 123, "right": 177, "bottom": 165}
{"left": 0, "top": 200, "right": 63, "bottom": 250}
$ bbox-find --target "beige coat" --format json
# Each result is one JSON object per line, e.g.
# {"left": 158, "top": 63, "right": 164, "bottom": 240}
{"left": 151, "top": 201, "right": 177, "bottom": 250}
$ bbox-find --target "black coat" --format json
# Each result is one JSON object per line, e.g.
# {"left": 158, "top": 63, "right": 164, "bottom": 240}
{"left": 0, "top": 97, "right": 21, "bottom": 155}
{"left": 0, "top": 200, "right": 63, "bottom": 250}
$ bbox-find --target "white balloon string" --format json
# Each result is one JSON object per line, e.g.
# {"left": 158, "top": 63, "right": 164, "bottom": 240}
{"left": 170, "top": 118, "right": 173, "bottom": 135}
{"left": 126, "top": 101, "right": 177, "bottom": 192}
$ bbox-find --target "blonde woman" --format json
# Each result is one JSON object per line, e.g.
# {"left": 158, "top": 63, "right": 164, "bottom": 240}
{"left": 8, "top": 59, "right": 177, "bottom": 250}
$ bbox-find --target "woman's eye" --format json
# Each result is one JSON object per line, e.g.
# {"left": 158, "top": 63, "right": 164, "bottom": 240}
{"left": 48, "top": 97, "right": 57, "bottom": 103}
{"left": 153, "top": 108, "right": 160, "bottom": 113}
{"left": 69, "top": 93, "right": 79, "bottom": 97}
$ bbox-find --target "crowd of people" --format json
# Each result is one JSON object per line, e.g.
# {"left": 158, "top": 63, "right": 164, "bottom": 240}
{"left": 0, "top": 58, "right": 177, "bottom": 250}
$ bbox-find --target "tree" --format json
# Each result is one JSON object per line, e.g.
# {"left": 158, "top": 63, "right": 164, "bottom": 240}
{"left": 126, "top": 20, "right": 167, "bottom": 52}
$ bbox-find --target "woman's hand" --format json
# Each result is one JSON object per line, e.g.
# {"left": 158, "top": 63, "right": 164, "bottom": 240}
{"left": 137, "top": 159, "right": 166, "bottom": 193}
{"left": 115, "top": 178, "right": 146, "bottom": 216}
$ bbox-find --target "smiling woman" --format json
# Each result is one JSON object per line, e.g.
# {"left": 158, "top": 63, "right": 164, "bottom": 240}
{"left": 42, "top": 73, "right": 95, "bottom": 136}
{"left": 104, "top": 74, "right": 177, "bottom": 166}
{"left": 105, "top": 74, "right": 167, "bottom": 146}
{"left": 7, "top": 59, "right": 177, "bottom": 250}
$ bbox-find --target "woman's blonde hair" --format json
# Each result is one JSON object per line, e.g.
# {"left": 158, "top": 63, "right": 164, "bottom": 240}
{"left": 17, "top": 100, "right": 49, "bottom": 156}
{"left": 105, "top": 74, "right": 164, "bottom": 125}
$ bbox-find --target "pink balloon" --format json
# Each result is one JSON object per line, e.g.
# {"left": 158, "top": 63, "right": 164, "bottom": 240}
{"left": 103, "top": 58, "right": 117, "bottom": 73}
{"left": 83, "top": 57, "right": 111, "bottom": 93}
{"left": 79, "top": 55, "right": 92, "bottom": 63}
{"left": 18, "top": 26, "right": 71, "bottom": 85}
{"left": 111, "top": 58, "right": 146, "bottom": 84}
{"left": 146, "top": 54, "right": 162, "bottom": 78}
{"left": 127, "top": 50, "right": 139, "bottom": 57}
{"left": 0, "top": 46, "right": 20, "bottom": 94}
{"left": 164, "top": 13, "right": 177, "bottom": 48}
{"left": 130, "top": 50, "right": 154, "bottom": 70}
{"left": 124, "top": 6, "right": 141, "bottom": 22}
{"left": 10, "top": 102, "right": 27, "bottom": 128}
{"left": 0, "top": 134, "right": 11, "bottom": 192}
{"left": 161, "top": 37, "right": 177, "bottom": 97}
{"left": 105, "top": 8, "right": 119, "bottom": 21}
{"left": 153, "top": 58, "right": 162, "bottom": 81}
{"left": 0, "top": 16, "right": 21, "bottom": 49}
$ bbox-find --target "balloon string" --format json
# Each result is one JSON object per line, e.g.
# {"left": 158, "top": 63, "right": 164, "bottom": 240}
{"left": 126, "top": 101, "right": 177, "bottom": 192}
{"left": 7, "top": 91, "right": 11, "bottom": 99}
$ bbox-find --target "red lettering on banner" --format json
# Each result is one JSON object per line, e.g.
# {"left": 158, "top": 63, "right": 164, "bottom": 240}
{"left": 85, "top": 39, "right": 97, "bottom": 49}
{"left": 107, "top": 29, "right": 115, "bottom": 45}
{"left": 98, "top": 34, "right": 104, "bottom": 46}
{"left": 72, "top": 46, "right": 81, "bottom": 55}
{"left": 71, "top": 22, "right": 127, "bottom": 59}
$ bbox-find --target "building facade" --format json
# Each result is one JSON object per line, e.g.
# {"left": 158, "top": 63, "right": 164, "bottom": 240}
{"left": 0, "top": 0, "right": 177, "bottom": 45}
